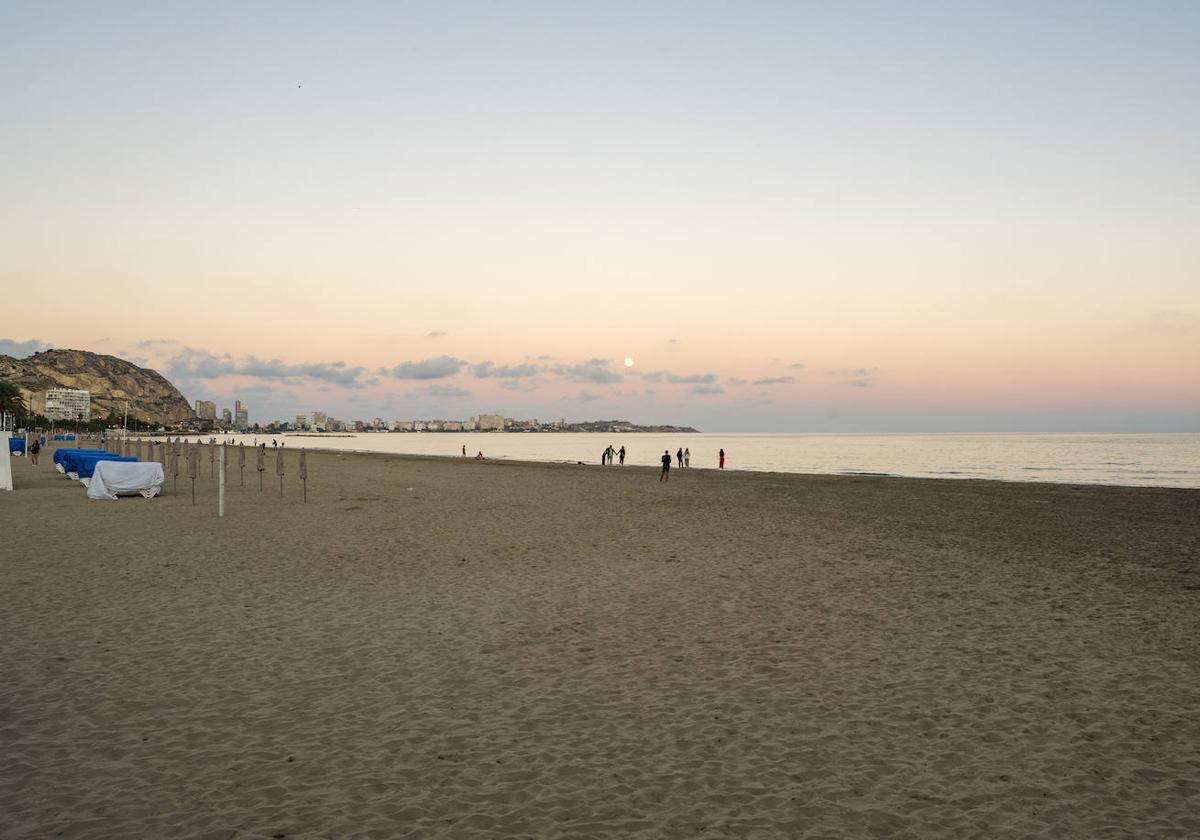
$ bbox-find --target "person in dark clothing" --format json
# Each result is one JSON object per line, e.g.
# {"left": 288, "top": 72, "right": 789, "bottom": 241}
{"left": 30, "top": 438, "right": 40, "bottom": 465}
{"left": 719, "top": 448, "right": 726, "bottom": 469}
{"left": 660, "top": 450, "right": 672, "bottom": 482}
{"left": 676, "top": 447, "right": 684, "bottom": 468}
{"left": 618, "top": 445, "right": 626, "bottom": 465}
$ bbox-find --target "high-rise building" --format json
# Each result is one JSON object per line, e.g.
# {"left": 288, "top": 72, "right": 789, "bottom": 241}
{"left": 194, "top": 399, "right": 217, "bottom": 420}
{"left": 477, "top": 413, "right": 506, "bottom": 430}
{"left": 294, "top": 414, "right": 308, "bottom": 430}
{"left": 221, "top": 408, "right": 232, "bottom": 425}
{"left": 235, "top": 400, "right": 249, "bottom": 430}
{"left": 310, "top": 411, "right": 327, "bottom": 431}
{"left": 44, "top": 388, "right": 91, "bottom": 421}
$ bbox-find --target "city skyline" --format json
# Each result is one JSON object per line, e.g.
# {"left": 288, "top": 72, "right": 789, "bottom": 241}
{"left": 2, "top": 3, "right": 1198, "bottom": 432}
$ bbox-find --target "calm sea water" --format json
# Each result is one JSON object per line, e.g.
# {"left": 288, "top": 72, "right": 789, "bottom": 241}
{"left": 200, "top": 432, "right": 1200, "bottom": 489}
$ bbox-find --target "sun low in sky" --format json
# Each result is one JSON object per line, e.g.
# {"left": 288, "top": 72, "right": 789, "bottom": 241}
{"left": 1, "top": 3, "right": 1197, "bottom": 431}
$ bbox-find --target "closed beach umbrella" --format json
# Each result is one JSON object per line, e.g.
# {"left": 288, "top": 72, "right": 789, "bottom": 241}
{"left": 256, "top": 444, "right": 265, "bottom": 491}
{"left": 238, "top": 442, "right": 246, "bottom": 486}
{"left": 275, "top": 446, "right": 285, "bottom": 497}
{"left": 187, "top": 442, "right": 199, "bottom": 505}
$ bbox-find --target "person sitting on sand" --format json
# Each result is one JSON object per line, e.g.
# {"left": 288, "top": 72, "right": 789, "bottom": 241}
{"left": 475, "top": 451, "right": 486, "bottom": 460}
{"left": 660, "top": 450, "right": 671, "bottom": 482}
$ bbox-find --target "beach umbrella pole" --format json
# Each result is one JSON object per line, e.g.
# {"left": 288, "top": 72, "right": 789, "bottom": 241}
{"left": 218, "top": 444, "right": 225, "bottom": 518}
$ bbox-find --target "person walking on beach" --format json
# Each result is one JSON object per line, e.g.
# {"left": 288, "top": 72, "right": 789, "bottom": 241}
{"left": 676, "top": 447, "right": 684, "bottom": 469}
{"left": 660, "top": 450, "right": 672, "bottom": 482}
{"left": 30, "top": 437, "right": 40, "bottom": 465}
{"left": 618, "top": 445, "right": 626, "bottom": 465}
{"left": 462, "top": 444, "right": 467, "bottom": 457}
{"left": 683, "top": 447, "right": 690, "bottom": 467}
{"left": 719, "top": 448, "right": 726, "bottom": 469}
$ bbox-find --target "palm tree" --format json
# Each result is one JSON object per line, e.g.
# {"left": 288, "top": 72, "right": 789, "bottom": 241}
{"left": 0, "top": 380, "right": 26, "bottom": 430}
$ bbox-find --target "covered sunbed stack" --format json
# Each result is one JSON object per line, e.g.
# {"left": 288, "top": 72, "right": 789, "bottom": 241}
{"left": 59, "top": 451, "right": 137, "bottom": 480}
{"left": 54, "top": 448, "right": 108, "bottom": 473}
{"left": 8, "top": 438, "right": 24, "bottom": 454}
{"left": 87, "top": 461, "right": 164, "bottom": 500}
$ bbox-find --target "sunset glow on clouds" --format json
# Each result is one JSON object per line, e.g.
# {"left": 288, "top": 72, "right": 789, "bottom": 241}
{"left": 2, "top": 3, "right": 1197, "bottom": 431}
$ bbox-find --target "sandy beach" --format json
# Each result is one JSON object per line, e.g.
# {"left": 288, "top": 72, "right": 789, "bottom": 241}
{"left": 2, "top": 444, "right": 1198, "bottom": 839}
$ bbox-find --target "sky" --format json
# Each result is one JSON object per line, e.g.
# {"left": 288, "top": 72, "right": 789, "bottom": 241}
{"left": 2, "top": 1, "right": 1197, "bottom": 431}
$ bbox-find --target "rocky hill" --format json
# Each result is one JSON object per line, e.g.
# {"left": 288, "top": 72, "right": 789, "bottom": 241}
{"left": 0, "top": 349, "right": 194, "bottom": 427}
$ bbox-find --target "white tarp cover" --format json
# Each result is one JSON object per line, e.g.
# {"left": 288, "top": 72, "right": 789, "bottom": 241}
{"left": 87, "top": 460, "right": 165, "bottom": 500}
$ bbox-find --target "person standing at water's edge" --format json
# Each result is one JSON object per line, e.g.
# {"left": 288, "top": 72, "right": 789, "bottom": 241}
{"left": 618, "top": 445, "right": 626, "bottom": 465}
{"left": 719, "top": 448, "right": 725, "bottom": 469}
{"left": 676, "top": 447, "right": 683, "bottom": 469}
{"left": 660, "top": 450, "right": 672, "bottom": 482}
{"left": 683, "top": 447, "right": 690, "bottom": 468}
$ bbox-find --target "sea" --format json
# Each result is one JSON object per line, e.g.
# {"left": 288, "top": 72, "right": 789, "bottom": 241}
{"left": 199, "top": 432, "right": 1200, "bottom": 490}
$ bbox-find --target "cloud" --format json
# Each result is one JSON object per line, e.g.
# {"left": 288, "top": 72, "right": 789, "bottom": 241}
{"left": 753, "top": 376, "right": 794, "bottom": 385}
{"left": 166, "top": 348, "right": 371, "bottom": 387}
{"left": 551, "top": 358, "right": 623, "bottom": 384}
{"left": 727, "top": 377, "right": 748, "bottom": 385}
{"left": 640, "top": 370, "right": 718, "bottom": 385}
{"left": 692, "top": 384, "right": 724, "bottom": 395}
{"left": 238, "top": 356, "right": 370, "bottom": 387}
{"left": 577, "top": 391, "right": 600, "bottom": 401}
{"left": 470, "top": 361, "right": 539, "bottom": 379}
{"left": 388, "top": 355, "right": 465, "bottom": 379}
{"left": 828, "top": 366, "right": 880, "bottom": 388}
{"left": 0, "top": 338, "right": 55, "bottom": 358}
{"left": 166, "top": 348, "right": 237, "bottom": 379}
{"left": 667, "top": 338, "right": 680, "bottom": 344}
{"left": 427, "top": 331, "right": 448, "bottom": 337}
{"left": 134, "top": 339, "right": 182, "bottom": 349}
{"left": 789, "top": 362, "right": 806, "bottom": 369}
{"left": 422, "top": 384, "right": 470, "bottom": 398}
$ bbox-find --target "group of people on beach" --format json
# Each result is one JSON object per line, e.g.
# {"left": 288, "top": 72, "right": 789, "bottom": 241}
{"left": 601, "top": 444, "right": 626, "bottom": 465}
{"left": 659, "top": 447, "right": 725, "bottom": 480}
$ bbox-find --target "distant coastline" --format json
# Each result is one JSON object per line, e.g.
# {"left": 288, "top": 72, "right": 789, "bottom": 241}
{"left": 283, "top": 421, "right": 700, "bottom": 435}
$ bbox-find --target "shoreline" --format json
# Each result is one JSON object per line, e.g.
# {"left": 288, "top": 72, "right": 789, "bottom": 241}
{"left": 110, "top": 435, "right": 1200, "bottom": 493}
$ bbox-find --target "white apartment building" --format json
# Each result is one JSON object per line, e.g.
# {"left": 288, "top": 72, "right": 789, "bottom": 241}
{"left": 44, "top": 388, "right": 91, "bottom": 421}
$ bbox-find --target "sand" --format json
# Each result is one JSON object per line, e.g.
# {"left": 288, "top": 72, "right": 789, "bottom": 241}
{"left": 2, "top": 444, "right": 1198, "bottom": 839}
